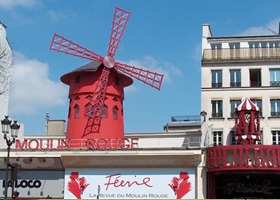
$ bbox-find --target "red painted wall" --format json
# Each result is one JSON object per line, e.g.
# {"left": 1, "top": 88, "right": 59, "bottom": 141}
{"left": 61, "top": 64, "right": 132, "bottom": 140}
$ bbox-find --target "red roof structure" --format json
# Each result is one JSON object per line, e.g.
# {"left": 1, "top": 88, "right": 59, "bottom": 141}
{"left": 237, "top": 97, "right": 259, "bottom": 111}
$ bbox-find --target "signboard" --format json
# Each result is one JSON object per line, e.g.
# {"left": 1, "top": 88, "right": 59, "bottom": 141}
{"left": 64, "top": 169, "right": 195, "bottom": 199}
{"left": 206, "top": 145, "right": 280, "bottom": 170}
{"left": 15, "top": 138, "right": 139, "bottom": 151}
{"left": 0, "top": 170, "right": 64, "bottom": 198}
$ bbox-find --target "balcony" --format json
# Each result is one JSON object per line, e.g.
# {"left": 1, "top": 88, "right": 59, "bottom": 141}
{"left": 211, "top": 83, "right": 222, "bottom": 88}
{"left": 270, "top": 81, "right": 280, "bottom": 86}
{"left": 230, "top": 82, "right": 241, "bottom": 87}
{"left": 202, "top": 47, "right": 280, "bottom": 63}
{"left": 211, "top": 112, "right": 223, "bottom": 118}
{"left": 250, "top": 81, "right": 261, "bottom": 87}
{"left": 271, "top": 112, "right": 280, "bottom": 117}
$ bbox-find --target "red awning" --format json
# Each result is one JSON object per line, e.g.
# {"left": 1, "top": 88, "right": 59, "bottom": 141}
{"left": 237, "top": 97, "right": 259, "bottom": 111}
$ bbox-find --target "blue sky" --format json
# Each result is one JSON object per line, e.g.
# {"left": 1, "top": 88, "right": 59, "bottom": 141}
{"left": 1, "top": 0, "right": 280, "bottom": 135}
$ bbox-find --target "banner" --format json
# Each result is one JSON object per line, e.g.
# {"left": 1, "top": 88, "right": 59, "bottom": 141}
{"left": 64, "top": 168, "right": 195, "bottom": 199}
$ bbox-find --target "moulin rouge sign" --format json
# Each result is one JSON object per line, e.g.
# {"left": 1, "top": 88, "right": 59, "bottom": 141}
{"left": 206, "top": 145, "right": 280, "bottom": 170}
{"left": 15, "top": 138, "right": 139, "bottom": 151}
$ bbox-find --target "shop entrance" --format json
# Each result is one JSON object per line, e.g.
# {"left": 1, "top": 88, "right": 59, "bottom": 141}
{"left": 210, "top": 171, "right": 280, "bottom": 199}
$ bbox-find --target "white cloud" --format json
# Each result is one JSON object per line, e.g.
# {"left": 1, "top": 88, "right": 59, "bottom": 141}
{"left": 239, "top": 18, "right": 280, "bottom": 36}
{"left": 124, "top": 84, "right": 138, "bottom": 93}
{"left": 0, "top": 0, "right": 39, "bottom": 9}
{"left": 47, "top": 10, "right": 70, "bottom": 22}
{"left": 9, "top": 53, "right": 68, "bottom": 115}
{"left": 119, "top": 56, "right": 182, "bottom": 88}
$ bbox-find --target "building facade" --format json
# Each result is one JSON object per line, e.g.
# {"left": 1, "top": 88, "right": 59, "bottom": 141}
{"left": 201, "top": 24, "right": 280, "bottom": 198}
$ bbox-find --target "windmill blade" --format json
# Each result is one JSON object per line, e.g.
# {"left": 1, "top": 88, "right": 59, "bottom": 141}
{"left": 50, "top": 33, "right": 104, "bottom": 62}
{"left": 87, "top": 67, "right": 110, "bottom": 119}
{"left": 107, "top": 7, "right": 131, "bottom": 57}
{"left": 83, "top": 67, "right": 110, "bottom": 136}
{"left": 115, "top": 62, "right": 164, "bottom": 90}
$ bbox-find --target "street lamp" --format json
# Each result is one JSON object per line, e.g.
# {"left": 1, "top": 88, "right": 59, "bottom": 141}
{"left": 1, "top": 116, "right": 20, "bottom": 200}
{"left": 200, "top": 110, "right": 207, "bottom": 122}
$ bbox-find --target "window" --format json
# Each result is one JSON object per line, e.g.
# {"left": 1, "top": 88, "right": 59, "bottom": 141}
{"left": 249, "top": 69, "right": 261, "bottom": 87}
{"left": 251, "top": 99, "right": 262, "bottom": 116}
{"left": 211, "top": 70, "right": 222, "bottom": 88}
{"left": 211, "top": 43, "right": 222, "bottom": 59}
{"left": 102, "top": 105, "right": 108, "bottom": 118}
{"left": 85, "top": 103, "right": 94, "bottom": 117}
{"left": 270, "top": 69, "right": 280, "bottom": 86}
{"left": 74, "top": 104, "right": 79, "bottom": 118}
{"left": 249, "top": 42, "right": 260, "bottom": 58}
{"left": 213, "top": 131, "right": 222, "bottom": 146}
{"left": 272, "top": 131, "right": 280, "bottom": 145}
{"left": 271, "top": 99, "right": 280, "bottom": 117}
{"left": 260, "top": 42, "right": 268, "bottom": 57}
{"left": 230, "top": 131, "right": 237, "bottom": 145}
{"left": 232, "top": 131, "right": 262, "bottom": 145}
{"left": 86, "top": 95, "right": 92, "bottom": 100}
{"left": 68, "top": 106, "right": 71, "bottom": 118}
{"left": 230, "top": 70, "right": 241, "bottom": 87}
{"left": 112, "top": 106, "right": 118, "bottom": 120}
{"left": 268, "top": 41, "right": 280, "bottom": 48}
{"left": 230, "top": 100, "right": 241, "bottom": 117}
{"left": 68, "top": 100, "right": 72, "bottom": 118}
{"left": 249, "top": 42, "right": 260, "bottom": 48}
{"left": 211, "top": 100, "right": 223, "bottom": 118}
{"left": 229, "top": 43, "right": 240, "bottom": 58}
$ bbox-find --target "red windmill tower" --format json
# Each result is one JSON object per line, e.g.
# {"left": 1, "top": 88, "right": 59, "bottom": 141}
{"left": 50, "top": 7, "right": 164, "bottom": 145}
{"left": 235, "top": 98, "right": 260, "bottom": 145}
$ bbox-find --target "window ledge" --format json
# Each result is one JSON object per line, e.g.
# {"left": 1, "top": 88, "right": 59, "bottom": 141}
{"left": 209, "top": 117, "right": 225, "bottom": 120}
{"left": 268, "top": 116, "right": 280, "bottom": 119}
{"left": 228, "top": 117, "right": 264, "bottom": 119}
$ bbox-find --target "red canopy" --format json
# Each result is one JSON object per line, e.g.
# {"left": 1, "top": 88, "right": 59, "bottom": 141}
{"left": 237, "top": 98, "right": 259, "bottom": 111}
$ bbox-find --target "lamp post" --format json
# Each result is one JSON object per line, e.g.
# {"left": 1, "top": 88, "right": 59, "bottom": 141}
{"left": 1, "top": 116, "right": 20, "bottom": 200}
{"left": 200, "top": 110, "right": 207, "bottom": 122}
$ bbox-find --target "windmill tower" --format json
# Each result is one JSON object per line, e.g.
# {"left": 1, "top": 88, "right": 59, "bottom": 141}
{"left": 50, "top": 7, "right": 163, "bottom": 143}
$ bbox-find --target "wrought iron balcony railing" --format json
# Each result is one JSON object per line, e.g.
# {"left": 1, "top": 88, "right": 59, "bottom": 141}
{"left": 211, "top": 83, "right": 222, "bottom": 88}
{"left": 211, "top": 112, "right": 223, "bottom": 118}
{"left": 230, "top": 82, "right": 241, "bottom": 87}
{"left": 271, "top": 112, "right": 280, "bottom": 117}
{"left": 250, "top": 81, "right": 261, "bottom": 87}
{"left": 270, "top": 81, "right": 280, "bottom": 86}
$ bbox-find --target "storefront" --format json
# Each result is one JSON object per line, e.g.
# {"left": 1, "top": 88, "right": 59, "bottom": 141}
{"left": 206, "top": 145, "right": 280, "bottom": 199}
{"left": 0, "top": 134, "right": 202, "bottom": 199}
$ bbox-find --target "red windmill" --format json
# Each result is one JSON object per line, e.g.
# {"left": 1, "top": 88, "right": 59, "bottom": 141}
{"left": 50, "top": 7, "right": 164, "bottom": 143}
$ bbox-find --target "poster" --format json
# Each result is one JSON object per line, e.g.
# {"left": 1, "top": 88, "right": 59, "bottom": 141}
{"left": 64, "top": 168, "right": 195, "bottom": 199}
